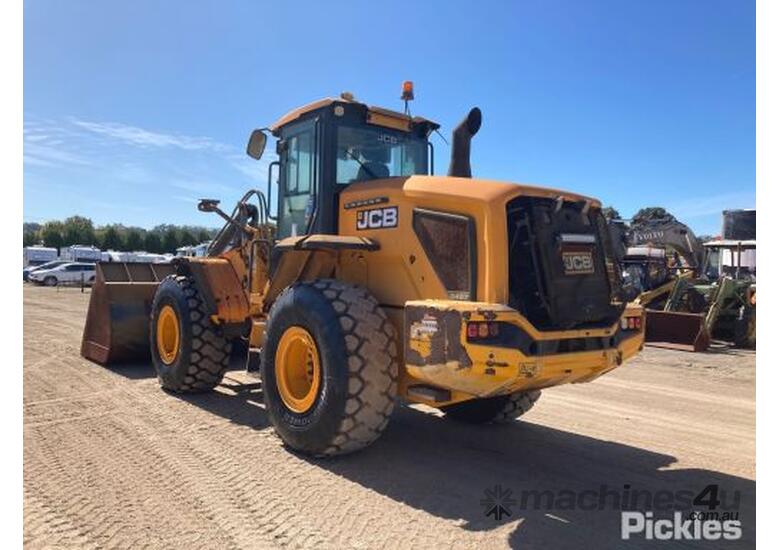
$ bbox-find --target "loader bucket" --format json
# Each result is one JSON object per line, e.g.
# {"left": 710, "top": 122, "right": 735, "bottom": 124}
{"left": 644, "top": 309, "right": 710, "bottom": 353}
{"left": 81, "top": 262, "right": 175, "bottom": 365}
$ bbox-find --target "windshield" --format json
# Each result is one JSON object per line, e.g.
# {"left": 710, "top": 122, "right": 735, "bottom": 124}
{"left": 336, "top": 126, "right": 427, "bottom": 184}
{"left": 705, "top": 246, "right": 756, "bottom": 281}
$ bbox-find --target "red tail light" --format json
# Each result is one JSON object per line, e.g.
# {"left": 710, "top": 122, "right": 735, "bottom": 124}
{"left": 467, "top": 322, "right": 500, "bottom": 340}
{"left": 621, "top": 316, "right": 642, "bottom": 330}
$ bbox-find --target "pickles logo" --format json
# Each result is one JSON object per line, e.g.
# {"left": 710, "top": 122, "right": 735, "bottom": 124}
{"left": 357, "top": 206, "right": 398, "bottom": 230}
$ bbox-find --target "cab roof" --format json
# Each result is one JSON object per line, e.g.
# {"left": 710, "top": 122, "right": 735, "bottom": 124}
{"left": 269, "top": 96, "right": 440, "bottom": 135}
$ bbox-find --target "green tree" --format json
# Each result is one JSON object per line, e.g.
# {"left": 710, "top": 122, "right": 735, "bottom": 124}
{"left": 196, "top": 229, "right": 211, "bottom": 243}
{"left": 40, "top": 221, "right": 65, "bottom": 251}
{"left": 179, "top": 230, "right": 197, "bottom": 247}
{"left": 125, "top": 229, "right": 144, "bottom": 251}
{"left": 632, "top": 207, "right": 674, "bottom": 225}
{"left": 62, "top": 215, "right": 96, "bottom": 246}
{"left": 162, "top": 228, "right": 180, "bottom": 253}
{"left": 23, "top": 222, "right": 42, "bottom": 233}
{"left": 23, "top": 231, "right": 37, "bottom": 247}
{"left": 101, "top": 226, "right": 123, "bottom": 251}
{"left": 144, "top": 232, "right": 162, "bottom": 254}
{"left": 602, "top": 206, "right": 621, "bottom": 221}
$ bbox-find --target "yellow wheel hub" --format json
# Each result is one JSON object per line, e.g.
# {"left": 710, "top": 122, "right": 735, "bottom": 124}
{"left": 156, "top": 304, "right": 180, "bottom": 365}
{"left": 275, "top": 326, "right": 322, "bottom": 414}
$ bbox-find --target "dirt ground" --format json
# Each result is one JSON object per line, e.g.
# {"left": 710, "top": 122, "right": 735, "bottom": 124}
{"left": 23, "top": 285, "right": 755, "bottom": 549}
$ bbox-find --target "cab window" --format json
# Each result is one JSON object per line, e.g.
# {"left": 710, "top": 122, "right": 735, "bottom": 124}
{"left": 336, "top": 126, "right": 427, "bottom": 184}
{"left": 278, "top": 121, "right": 316, "bottom": 238}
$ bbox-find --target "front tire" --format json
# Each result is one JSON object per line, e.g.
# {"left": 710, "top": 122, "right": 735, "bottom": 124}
{"left": 43, "top": 276, "right": 57, "bottom": 287}
{"left": 149, "top": 275, "right": 232, "bottom": 393}
{"left": 442, "top": 390, "right": 541, "bottom": 424}
{"left": 263, "top": 279, "right": 398, "bottom": 456}
{"left": 734, "top": 305, "right": 756, "bottom": 349}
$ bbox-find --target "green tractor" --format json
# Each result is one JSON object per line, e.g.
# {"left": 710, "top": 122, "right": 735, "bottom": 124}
{"left": 664, "top": 239, "right": 755, "bottom": 349}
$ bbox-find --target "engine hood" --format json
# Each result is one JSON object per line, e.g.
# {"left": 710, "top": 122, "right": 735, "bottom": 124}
{"left": 344, "top": 175, "right": 601, "bottom": 210}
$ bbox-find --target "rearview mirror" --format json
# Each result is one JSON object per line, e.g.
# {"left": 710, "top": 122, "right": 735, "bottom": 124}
{"left": 246, "top": 129, "right": 267, "bottom": 160}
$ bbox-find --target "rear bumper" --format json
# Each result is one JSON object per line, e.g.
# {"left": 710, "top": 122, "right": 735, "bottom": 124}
{"left": 403, "top": 300, "right": 644, "bottom": 406}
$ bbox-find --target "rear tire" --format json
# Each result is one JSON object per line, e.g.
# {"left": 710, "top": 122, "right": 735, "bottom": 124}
{"left": 263, "top": 279, "right": 398, "bottom": 456}
{"left": 150, "top": 275, "right": 232, "bottom": 393}
{"left": 734, "top": 305, "right": 756, "bottom": 349}
{"left": 442, "top": 390, "right": 541, "bottom": 424}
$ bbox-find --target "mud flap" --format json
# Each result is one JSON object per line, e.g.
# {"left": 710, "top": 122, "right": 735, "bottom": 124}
{"left": 81, "top": 262, "right": 175, "bottom": 365}
{"left": 644, "top": 309, "right": 709, "bottom": 352}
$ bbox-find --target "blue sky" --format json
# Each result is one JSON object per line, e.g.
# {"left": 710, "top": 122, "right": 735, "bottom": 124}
{"left": 23, "top": 0, "right": 755, "bottom": 234}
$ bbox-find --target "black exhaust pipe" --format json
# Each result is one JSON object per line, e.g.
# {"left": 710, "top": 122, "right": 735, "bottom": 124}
{"left": 447, "top": 107, "right": 482, "bottom": 178}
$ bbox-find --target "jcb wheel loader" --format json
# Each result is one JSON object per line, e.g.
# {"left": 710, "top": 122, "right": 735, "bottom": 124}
{"left": 82, "top": 88, "right": 645, "bottom": 456}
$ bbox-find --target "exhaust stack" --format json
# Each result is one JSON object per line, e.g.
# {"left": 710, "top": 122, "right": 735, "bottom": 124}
{"left": 447, "top": 107, "right": 482, "bottom": 178}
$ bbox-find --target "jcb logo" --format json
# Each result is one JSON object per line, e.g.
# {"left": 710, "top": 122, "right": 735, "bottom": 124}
{"left": 357, "top": 206, "right": 398, "bottom": 230}
{"left": 562, "top": 252, "right": 594, "bottom": 274}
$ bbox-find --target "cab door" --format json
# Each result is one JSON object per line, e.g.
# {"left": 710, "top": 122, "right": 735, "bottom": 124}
{"left": 278, "top": 120, "right": 317, "bottom": 239}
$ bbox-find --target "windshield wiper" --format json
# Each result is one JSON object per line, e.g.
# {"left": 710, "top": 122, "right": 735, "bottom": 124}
{"left": 343, "top": 148, "right": 378, "bottom": 179}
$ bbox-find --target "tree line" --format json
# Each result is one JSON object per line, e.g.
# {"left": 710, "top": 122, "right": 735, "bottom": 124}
{"left": 25, "top": 207, "right": 712, "bottom": 254}
{"left": 23, "top": 216, "right": 219, "bottom": 254}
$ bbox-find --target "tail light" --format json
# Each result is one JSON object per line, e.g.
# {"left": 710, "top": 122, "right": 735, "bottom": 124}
{"left": 621, "top": 316, "right": 642, "bottom": 330}
{"left": 467, "top": 322, "right": 500, "bottom": 340}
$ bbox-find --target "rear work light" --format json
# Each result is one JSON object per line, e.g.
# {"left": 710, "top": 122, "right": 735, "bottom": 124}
{"left": 621, "top": 316, "right": 642, "bottom": 331}
{"left": 466, "top": 322, "right": 500, "bottom": 340}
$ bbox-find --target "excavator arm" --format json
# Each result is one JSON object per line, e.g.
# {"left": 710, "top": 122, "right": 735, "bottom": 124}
{"left": 627, "top": 217, "right": 704, "bottom": 273}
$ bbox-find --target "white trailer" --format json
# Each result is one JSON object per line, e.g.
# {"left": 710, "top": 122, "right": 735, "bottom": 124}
{"left": 134, "top": 252, "right": 170, "bottom": 263}
{"left": 100, "top": 250, "right": 171, "bottom": 264}
{"left": 23, "top": 246, "right": 58, "bottom": 267}
{"left": 176, "top": 242, "right": 211, "bottom": 258}
{"left": 62, "top": 245, "right": 102, "bottom": 263}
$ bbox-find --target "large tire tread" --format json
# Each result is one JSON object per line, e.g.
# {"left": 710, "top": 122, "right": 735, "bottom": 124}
{"left": 311, "top": 280, "right": 398, "bottom": 455}
{"left": 153, "top": 275, "right": 231, "bottom": 393}
{"left": 492, "top": 390, "right": 541, "bottom": 423}
{"left": 443, "top": 390, "right": 541, "bottom": 424}
{"left": 265, "top": 279, "right": 398, "bottom": 456}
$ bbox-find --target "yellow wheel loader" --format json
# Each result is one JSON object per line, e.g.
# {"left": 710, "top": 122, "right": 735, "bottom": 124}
{"left": 82, "top": 88, "right": 645, "bottom": 456}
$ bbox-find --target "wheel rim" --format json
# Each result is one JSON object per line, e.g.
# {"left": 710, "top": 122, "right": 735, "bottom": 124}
{"left": 156, "top": 305, "right": 180, "bottom": 365}
{"left": 275, "top": 326, "right": 321, "bottom": 414}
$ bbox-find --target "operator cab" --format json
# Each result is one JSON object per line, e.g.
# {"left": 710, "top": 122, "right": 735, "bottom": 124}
{"left": 247, "top": 94, "right": 439, "bottom": 239}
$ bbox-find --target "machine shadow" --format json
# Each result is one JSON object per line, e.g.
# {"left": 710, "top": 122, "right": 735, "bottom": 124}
{"left": 172, "top": 375, "right": 755, "bottom": 549}
{"left": 313, "top": 406, "right": 755, "bottom": 549}
{"left": 97, "top": 346, "right": 250, "bottom": 382}
{"left": 177, "top": 371, "right": 269, "bottom": 430}
{"left": 705, "top": 344, "right": 756, "bottom": 357}
{"left": 98, "top": 360, "right": 157, "bottom": 380}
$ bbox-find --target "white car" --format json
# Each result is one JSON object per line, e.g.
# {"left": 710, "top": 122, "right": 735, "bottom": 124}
{"left": 29, "top": 262, "right": 96, "bottom": 286}
{"left": 23, "top": 259, "right": 69, "bottom": 281}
